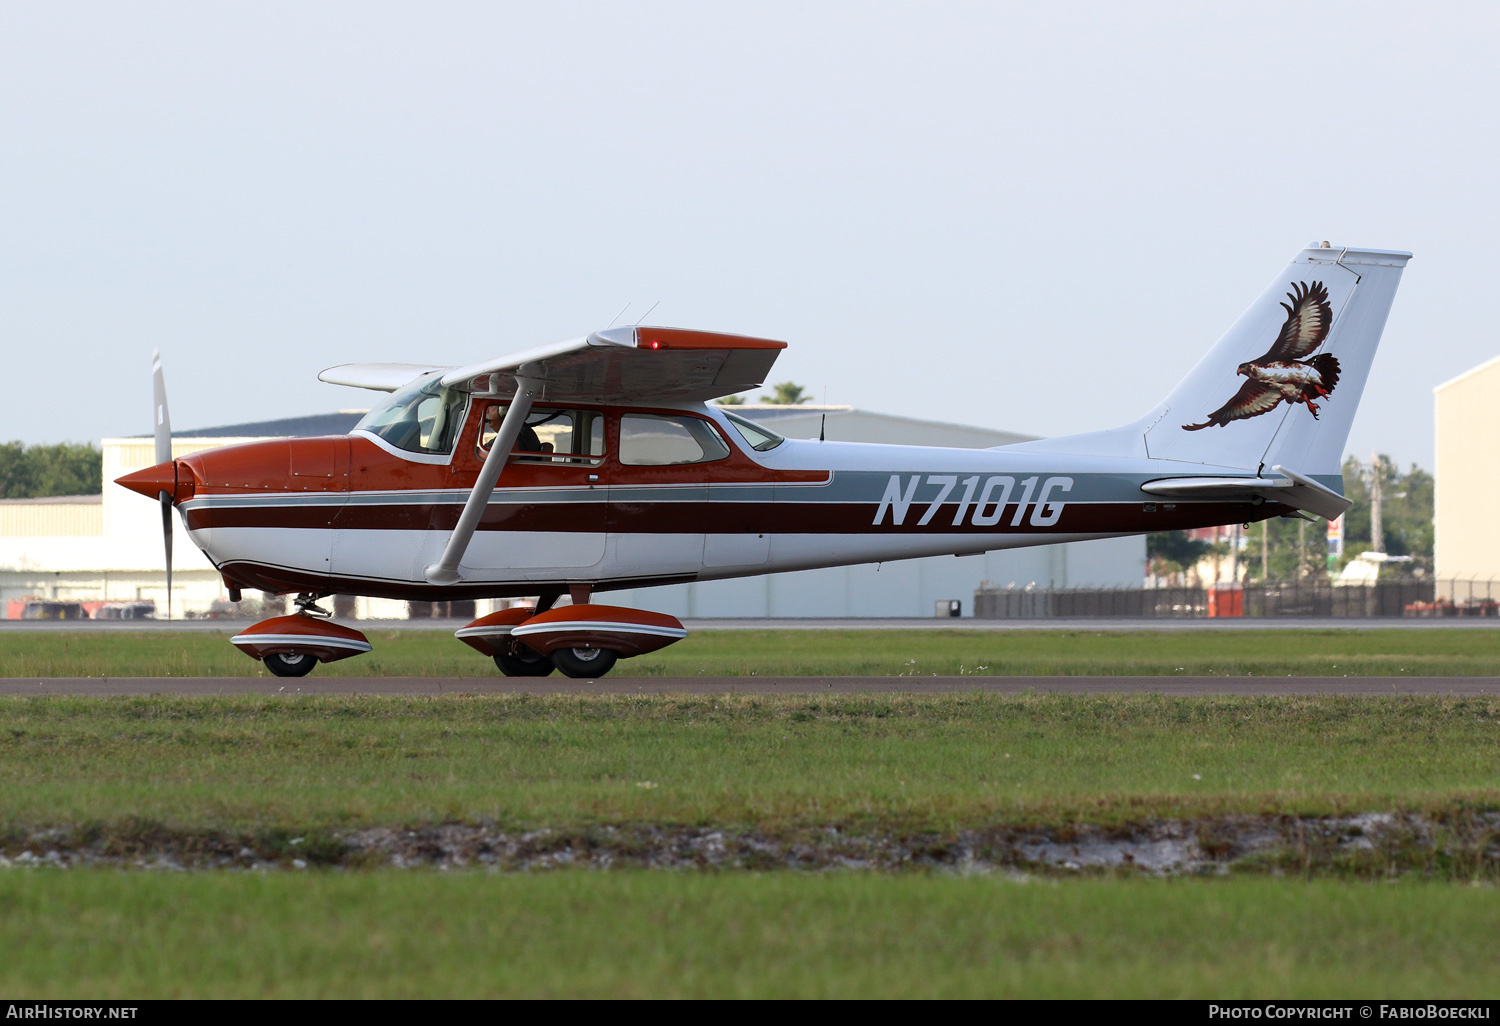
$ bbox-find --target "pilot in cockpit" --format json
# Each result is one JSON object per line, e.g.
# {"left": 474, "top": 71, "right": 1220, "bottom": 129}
{"left": 479, "top": 405, "right": 549, "bottom": 455}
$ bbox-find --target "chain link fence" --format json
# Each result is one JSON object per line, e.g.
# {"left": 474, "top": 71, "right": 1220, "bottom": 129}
{"left": 973, "top": 579, "right": 1499, "bottom": 619}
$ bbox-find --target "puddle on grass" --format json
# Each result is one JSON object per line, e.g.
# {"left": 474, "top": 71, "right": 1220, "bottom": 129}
{"left": 4, "top": 813, "right": 1500, "bottom": 877}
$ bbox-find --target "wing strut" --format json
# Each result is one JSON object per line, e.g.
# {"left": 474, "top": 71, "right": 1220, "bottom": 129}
{"left": 423, "top": 374, "right": 540, "bottom": 585}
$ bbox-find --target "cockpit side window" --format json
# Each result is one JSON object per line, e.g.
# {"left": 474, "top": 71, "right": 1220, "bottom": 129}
{"left": 354, "top": 375, "right": 468, "bottom": 456}
{"left": 478, "top": 404, "right": 606, "bottom": 466}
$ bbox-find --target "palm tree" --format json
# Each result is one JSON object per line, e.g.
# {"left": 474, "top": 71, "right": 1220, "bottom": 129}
{"left": 760, "top": 382, "right": 812, "bottom": 405}
{"left": 714, "top": 394, "right": 747, "bottom": 405}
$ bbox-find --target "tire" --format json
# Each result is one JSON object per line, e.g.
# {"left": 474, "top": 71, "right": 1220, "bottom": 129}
{"left": 493, "top": 648, "right": 556, "bottom": 677}
{"left": 264, "top": 651, "right": 317, "bottom": 678}
{"left": 551, "top": 646, "right": 619, "bottom": 679}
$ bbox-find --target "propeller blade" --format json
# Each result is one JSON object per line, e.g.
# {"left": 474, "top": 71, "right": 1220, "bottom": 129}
{"left": 152, "top": 349, "right": 172, "bottom": 466}
{"left": 152, "top": 350, "right": 174, "bottom": 620}
{"left": 161, "top": 493, "right": 173, "bottom": 622}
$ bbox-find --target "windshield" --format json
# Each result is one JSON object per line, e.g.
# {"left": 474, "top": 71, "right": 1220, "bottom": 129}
{"left": 354, "top": 375, "right": 468, "bottom": 455}
{"left": 719, "top": 409, "right": 785, "bottom": 451}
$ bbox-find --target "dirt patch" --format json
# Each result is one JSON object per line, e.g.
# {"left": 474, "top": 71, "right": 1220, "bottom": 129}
{"left": 5, "top": 813, "right": 1500, "bottom": 877}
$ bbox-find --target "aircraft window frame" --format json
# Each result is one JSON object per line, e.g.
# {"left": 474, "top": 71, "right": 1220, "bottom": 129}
{"left": 718, "top": 409, "right": 785, "bottom": 452}
{"left": 353, "top": 374, "right": 469, "bottom": 457}
{"left": 617, "top": 413, "right": 732, "bottom": 467}
{"left": 476, "top": 403, "right": 606, "bottom": 466}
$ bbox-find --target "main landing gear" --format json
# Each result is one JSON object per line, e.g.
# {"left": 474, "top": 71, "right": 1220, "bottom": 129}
{"left": 493, "top": 642, "right": 555, "bottom": 678}
{"left": 456, "top": 603, "right": 687, "bottom": 679}
{"left": 227, "top": 593, "right": 687, "bottom": 680}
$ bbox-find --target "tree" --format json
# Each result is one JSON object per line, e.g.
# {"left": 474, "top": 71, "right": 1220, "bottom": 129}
{"left": 760, "top": 382, "right": 812, "bottom": 405}
{"left": 715, "top": 394, "right": 747, "bottom": 405}
{"left": 1223, "top": 454, "right": 1436, "bottom": 581}
{"left": 1334, "top": 454, "right": 1434, "bottom": 569}
{"left": 1146, "top": 531, "right": 1211, "bottom": 577}
{"left": 0, "top": 441, "right": 103, "bottom": 499}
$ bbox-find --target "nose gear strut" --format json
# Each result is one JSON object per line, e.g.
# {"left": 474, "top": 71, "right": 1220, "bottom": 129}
{"left": 292, "top": 593, "right": 333, "bottom": 618}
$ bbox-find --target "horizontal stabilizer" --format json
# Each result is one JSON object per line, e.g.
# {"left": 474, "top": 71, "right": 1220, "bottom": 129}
{"left": 1141, "top": 464, "right": 1350, "bottom": 520}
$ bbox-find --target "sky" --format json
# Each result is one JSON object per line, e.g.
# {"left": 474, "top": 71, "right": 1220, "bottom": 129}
{"left": 2, "top": 1, "right": 1496, "bottom": 470}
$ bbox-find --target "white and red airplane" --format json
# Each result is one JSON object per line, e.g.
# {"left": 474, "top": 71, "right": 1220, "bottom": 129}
{"left": 117, "top": 243, "right": 1409, "bottom": 678}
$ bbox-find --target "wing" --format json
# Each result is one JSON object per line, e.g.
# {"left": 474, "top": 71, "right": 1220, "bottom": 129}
{"left": 1182, "top": 380, "right": 1284, "bottom": 430}
{"left": 317, "top": 363, "right": 452, "bottom": 392}
{"left": 1252, "top": 281, "right": 1333, "bottom": 363}
{"left": 437, "top": 325, "right": 786, "bottom": 403}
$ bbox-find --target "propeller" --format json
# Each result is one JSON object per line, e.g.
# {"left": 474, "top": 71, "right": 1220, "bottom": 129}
{"left": 151, "top": 350, "right": 173, "bottom": 621}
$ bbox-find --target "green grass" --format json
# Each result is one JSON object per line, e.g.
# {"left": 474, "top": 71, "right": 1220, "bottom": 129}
{"left": 2, "top": 872, "right": 1497, "bottom": 998}
{"left": 4, "top": 693, "right": 1500, "bottom": 831}
{"left": 3, "top": 627, "right": 1500, "bottom": 677}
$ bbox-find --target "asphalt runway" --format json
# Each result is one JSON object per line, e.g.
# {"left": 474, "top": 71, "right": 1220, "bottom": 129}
{"left": 3, "top": 675, "right": 1498, "bottom": 696}
{"left": 3, "top": 617, "right": 1498, "bottom": 633}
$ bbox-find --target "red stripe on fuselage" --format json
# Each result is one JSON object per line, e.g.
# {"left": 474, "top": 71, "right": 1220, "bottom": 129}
{"left": 185, "top": 499, "right": 1283, "bottom": 536}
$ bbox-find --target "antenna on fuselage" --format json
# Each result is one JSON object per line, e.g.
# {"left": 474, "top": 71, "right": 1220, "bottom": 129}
{"left": 604, "top": 302, "right": 632, "bottom": 330}
{"left": 819, "top": 414, "right": 826, "bottom": 442}
{"left": 634, "top": 300, "right": 660, "bottom": 325}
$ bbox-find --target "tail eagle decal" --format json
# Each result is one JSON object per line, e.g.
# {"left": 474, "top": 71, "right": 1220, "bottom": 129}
{"left": 1183, "top": 280, "right": 1340, "bottom": 431}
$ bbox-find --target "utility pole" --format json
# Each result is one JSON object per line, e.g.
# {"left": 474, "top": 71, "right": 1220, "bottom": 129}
{"left": 1369, "top": 452, "right": 1385, "bottom": 554}
{"left": 1262, "top": 519, "right": 1270, "bottom": 580}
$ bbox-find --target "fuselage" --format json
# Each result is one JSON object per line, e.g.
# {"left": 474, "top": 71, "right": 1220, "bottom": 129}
{"left": 138, "top": 398, "right": 1285, "bottom": 601}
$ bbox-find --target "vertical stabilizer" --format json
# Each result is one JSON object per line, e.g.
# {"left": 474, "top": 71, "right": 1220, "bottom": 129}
{"left": 1142, "top": 244, "right": 1409, "bottom": 479}
{"left": 1011, "top": 243, "right": 1410, "bottom": 487}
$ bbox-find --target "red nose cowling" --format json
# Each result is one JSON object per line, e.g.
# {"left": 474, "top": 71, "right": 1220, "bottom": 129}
{"left": 116, "top": 460, "right": 195, "bottom": 503}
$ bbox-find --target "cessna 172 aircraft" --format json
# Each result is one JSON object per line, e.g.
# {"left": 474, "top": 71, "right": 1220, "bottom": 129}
{"left": 117, "top": 242, "right": 1409, "bottom": 678}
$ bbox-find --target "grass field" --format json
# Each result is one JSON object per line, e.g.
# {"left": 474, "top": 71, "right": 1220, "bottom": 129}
{"left": 7, "top": 631, "right": 1500, "bottom": 998}
{"left": 3, "top": 873, "right": 1497, "bottom": 998}
{"left": 3, "top": 627, "right": 1500, "bottom": 677}
{"left": 3, "top": 693, "right": 1499, "bottom": 831}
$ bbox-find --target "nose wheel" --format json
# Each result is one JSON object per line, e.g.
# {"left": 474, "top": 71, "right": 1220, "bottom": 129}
{"left": 230, "top": 601, "right": 372, "bottom": 677}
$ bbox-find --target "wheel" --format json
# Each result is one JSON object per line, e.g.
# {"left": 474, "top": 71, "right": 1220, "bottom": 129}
{"left": 264, "top": 651, "right": 317, "bottom": 677}
{"left": 493, "top": 648, "right": 556, "bottom": 677}
{"left": 551, "top": 646, "right": 619, "bottom": 679}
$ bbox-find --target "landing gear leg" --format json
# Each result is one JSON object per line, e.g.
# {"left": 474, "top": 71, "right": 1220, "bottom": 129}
{"left": 292, "top": 593, "right": 333, "bottom": 618}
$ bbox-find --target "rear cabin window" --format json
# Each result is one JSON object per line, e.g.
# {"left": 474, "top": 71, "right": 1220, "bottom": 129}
{"left": 619, "top": 414, "right": 731, "bottom": 466}
{"left": 478, "top": 405, "right": 605, "bottom": 466}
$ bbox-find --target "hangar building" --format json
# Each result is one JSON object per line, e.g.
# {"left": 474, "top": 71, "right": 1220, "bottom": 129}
{"left": 1434, "top": 357, "right": 1500, "bottom": 580}
{"left": 0, "top": 406, "right": 1145, "bottom": 618}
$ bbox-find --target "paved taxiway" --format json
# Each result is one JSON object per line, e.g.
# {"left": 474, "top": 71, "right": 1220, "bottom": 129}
{"left": 3, "top": 676, "right": 1498, "bottom": 696}
{"left": 3, "top": 617, "right": 1498, "bottom": 633}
